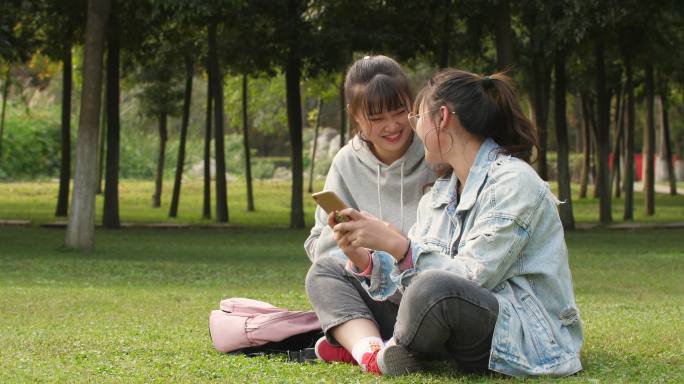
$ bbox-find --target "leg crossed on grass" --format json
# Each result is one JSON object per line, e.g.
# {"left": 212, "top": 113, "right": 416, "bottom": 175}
{"left": 305, "top": 257, "right": 499, "bottom": 374}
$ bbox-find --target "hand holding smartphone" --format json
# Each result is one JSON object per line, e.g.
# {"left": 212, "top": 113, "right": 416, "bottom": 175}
{"left": 311, "top": 191, "right": 350, "bottom": 223}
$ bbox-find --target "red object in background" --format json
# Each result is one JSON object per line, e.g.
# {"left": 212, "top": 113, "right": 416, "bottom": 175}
{"left": 608, "top": 153, "right": 680, "bottom": 181}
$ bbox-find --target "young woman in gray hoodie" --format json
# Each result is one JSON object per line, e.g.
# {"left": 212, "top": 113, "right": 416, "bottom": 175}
{"left": 304, "top": 55, "right": 436, "bottom": 263}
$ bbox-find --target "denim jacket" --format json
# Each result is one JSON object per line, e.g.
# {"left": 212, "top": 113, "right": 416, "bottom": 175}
{"left": 354, "top": 138, "right": 583, "bottom": 377}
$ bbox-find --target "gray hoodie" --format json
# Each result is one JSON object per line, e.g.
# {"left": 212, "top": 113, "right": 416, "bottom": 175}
{"left": 304, "top": 133, "right": 437, "bottom": 262}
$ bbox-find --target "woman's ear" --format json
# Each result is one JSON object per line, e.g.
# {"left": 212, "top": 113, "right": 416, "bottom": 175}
{"left": 438, "top": 106, "right": 452, "bottom": 131}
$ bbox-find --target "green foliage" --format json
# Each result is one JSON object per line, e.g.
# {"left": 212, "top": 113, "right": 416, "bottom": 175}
{"left": 0, "top": 112, "right": 62, "bottom": 180}
{"left": 33, "top": 0, "right": 86, "bottom": 60}
{"left": 224, "top": 74, "right": 287, "bottom": 136}
{"left": 0, "top": 105, "right": 322, "bottom": 181}
{"left": 251, "top": 158, "right": 276, "bottom": 179}
{"left": 0, "top": 0, "right": 40, "bottom": 63}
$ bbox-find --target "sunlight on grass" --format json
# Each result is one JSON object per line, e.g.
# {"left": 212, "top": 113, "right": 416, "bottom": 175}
{"left": 1, "top": 179, "right": 682, "bottom": 226}
{"left": 1, "top": 227, "right": 683, "bottom": 382}
{"left": 0, "top": 179, "right": 325, "bottom": 227}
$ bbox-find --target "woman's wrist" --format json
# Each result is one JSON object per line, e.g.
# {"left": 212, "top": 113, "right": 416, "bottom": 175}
{"left": 390, "top": 235, "right": 411, "bottom": 262}
{"left": 348, "top": 247, "right": 371, "bottom": 271}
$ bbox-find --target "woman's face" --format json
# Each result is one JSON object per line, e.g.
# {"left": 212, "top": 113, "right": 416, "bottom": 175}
{"left": 355, "top": 105, "right": 412, "bottom": 164}
{"left": 413, "top": 101, "right": 443, "bottom": 164}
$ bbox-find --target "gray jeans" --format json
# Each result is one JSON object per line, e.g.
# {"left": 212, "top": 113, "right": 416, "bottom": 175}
{"left": 305, "top": 256, "right": 499, "bottom": 373}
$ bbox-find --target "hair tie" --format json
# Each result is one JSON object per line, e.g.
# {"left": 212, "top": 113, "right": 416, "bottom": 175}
{"left": 482, "top": 75, "right": 494, "bottom": 90}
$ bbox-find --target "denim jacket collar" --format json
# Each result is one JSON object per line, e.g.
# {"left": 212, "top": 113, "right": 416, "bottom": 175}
{"left": 430, "top": 138, "right": 500, "bottom": 212}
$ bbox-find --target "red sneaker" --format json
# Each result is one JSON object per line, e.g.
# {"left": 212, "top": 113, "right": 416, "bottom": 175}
{"left": 314, "top": 337, "right": 356, "bottom": 364}
{"left": 361, "top": 344, "right": 421, "bottom": 376}
{"left": 360, "top": 349, "right": 382, "bottom": 375}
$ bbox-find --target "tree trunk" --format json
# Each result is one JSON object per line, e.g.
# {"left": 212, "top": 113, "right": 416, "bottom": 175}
{"left": 65, "top": 0, "right": 110, "bottom": 251}
{"left": 169, "top": 56, "right": 194, "bottom": 218}
{"left": 339, "top": 76, "right": 346, "bottom": 149}
{"left": 554, "top": 51, "right": 574, "bottom": 230}
{"left": 242, "top": 74, "right": 255, "bottom": 211}
{"left": 658, "top": 87, "right": 677, "bottom": 195}
{"left": 574, "top": 96, "right": 583, "bottom": 153}
{"left": 531, "top": 60, "right": 551, "bottom": 180}
{"left": 613, "top": 130, "right": 622, "bottom": 198}
{"left": 595, "top": 38, "right": 612, "bottom": 223}
{"left": 644, "top": 63, "right": 655, "bottom": 215}
{"left": 96, "top": 81, "right": 106, "bottom": 194}
{"left": 103, "top": 14, "right": 120, "bottom": 228}
{"left": 286, "top": 0, "right": 305, "bottom": 229}
{"left": 0, "top": 66, "right": 10, "bottom": 161}
{"left": 623, "top": 53, "right": 635, "bottom": 220}
{"left": 56, "top": 44, "right": 72, "bottom": 217}
{"left": 208, "top": 22, "right": 228, "bottom": 222}
{"left": 494, "top": 0, "right": 513, "bottom": 70}
{"left": 203, "top": 71, "right": 212, "bottom": 219}
{"left": 579, "top": 93, "right": 591, "bottom": 198}
{"left": 586, "top": 95, "right": 600, "bottom": 199}
{"left": 611, "top": 85, "right": 625, "bottom": 198}
{"left": 152, "top": 111, "right": 167, "bottom": 208}
{"left": 308, "top": 97, "right": 322, "bottom": 193}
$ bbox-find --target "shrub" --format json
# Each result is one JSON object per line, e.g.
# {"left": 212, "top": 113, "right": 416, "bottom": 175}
{"left": 0, "top": 114, "right": 63, "bottom": 180}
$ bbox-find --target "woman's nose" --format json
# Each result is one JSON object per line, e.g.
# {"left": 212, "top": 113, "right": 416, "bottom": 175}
{"left": 392, "top": 115, "right": 405, "bottom": 129}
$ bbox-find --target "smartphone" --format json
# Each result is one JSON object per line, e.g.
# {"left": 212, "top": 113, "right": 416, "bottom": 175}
{"left": 311, "top": 190, "right": 350, "bottom": 223}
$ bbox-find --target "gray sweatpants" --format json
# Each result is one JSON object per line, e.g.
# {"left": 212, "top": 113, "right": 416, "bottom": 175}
{"left": 305, "top": 256, "right": 499, "bottom": 372}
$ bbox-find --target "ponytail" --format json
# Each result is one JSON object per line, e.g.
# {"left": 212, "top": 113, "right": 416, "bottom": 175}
{"left": 421, "top": 69, "right": 539, "bottom": 163}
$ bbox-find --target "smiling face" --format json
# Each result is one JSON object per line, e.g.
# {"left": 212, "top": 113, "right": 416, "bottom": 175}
{"left": 355, "top": 106, "right": 412, "bottom": 164}
{"left": 344, "top": 56, "right": 413, "bottom": 165}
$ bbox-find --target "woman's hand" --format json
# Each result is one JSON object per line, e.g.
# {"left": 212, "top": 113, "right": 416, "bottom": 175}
{"left": 332, "top": 222, "right": 371, "bottom": 270}
{"left": 334, "top": 208, "right": 410, "bottom": 262}
{"left": 326, "top": 211, "right": 337, "bottom": 228}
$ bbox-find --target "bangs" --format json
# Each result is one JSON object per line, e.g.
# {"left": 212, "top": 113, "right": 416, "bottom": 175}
{"left": 349, "top": 73, "right": 411, "bottom": 120}
{"left": 364, "top": 74, "right": 410, "bottom": 116}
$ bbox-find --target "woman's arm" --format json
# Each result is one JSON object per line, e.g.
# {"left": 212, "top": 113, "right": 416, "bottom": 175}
{"left": 304, "top": 163, "right": 353, "bottom": 262}
{"left": 407, "top": 171, "right": 549, "bottom": 290}
{"left": 304, "top": 205, "right": 337, "bottom": 262}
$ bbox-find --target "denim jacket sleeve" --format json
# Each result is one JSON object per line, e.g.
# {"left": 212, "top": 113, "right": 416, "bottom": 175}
{"left": 343, "top": 250, "right": 400, "bottom": 301}
{"left": 398, "top": 164, "right": 549, "bottom": 291}
{"left": 347, "top": 197, "right": 431, "bottom": 300}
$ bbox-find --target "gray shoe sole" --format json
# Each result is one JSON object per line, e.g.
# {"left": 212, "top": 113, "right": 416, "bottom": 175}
{"left": 377, "top": 344, "right": 421, "bottom": 376}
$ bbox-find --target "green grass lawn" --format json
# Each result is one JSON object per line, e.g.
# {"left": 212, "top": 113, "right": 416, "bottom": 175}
{"left": 0, "top": 179, "right": 683, "bottom": 226}
{"left": 0, "top": 179, "right": 325, "bottom": 227}
{"left": 1, "top": 179, "right": 683, "bottom": 382}
{"left": 1, "top": 226, "right": 683, "bottom": 383}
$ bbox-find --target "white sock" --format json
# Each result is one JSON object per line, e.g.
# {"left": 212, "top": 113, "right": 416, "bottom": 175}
{"left": 384, "top": 337, "right": 395, "bottom": 347}
{"left": 351, "top": 336, "right": 384, "bottom": 365}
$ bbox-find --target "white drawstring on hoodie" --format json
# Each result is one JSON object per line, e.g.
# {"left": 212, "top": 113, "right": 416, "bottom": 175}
{"left": 376, "top": 163, "right": 383, "bottom": 221}
{"left": 376, "top": 162, "right": 406, "bottom": 233}
{"left": 400, "top": 161, "right": 404, "bottom": 233}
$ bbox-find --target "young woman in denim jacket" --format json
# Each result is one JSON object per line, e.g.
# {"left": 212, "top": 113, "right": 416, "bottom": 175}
{"left": 306, "top": 69, "right": 583, "bottom": 377}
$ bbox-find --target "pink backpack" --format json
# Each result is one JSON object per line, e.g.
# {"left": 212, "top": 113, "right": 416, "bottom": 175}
{"left": 209, "top": 298, "right": 322, "bottom": 354}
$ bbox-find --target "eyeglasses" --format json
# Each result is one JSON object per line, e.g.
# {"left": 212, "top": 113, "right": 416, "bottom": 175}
{"left": 407, "top": 108, "right": 454, "bottom": 130}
